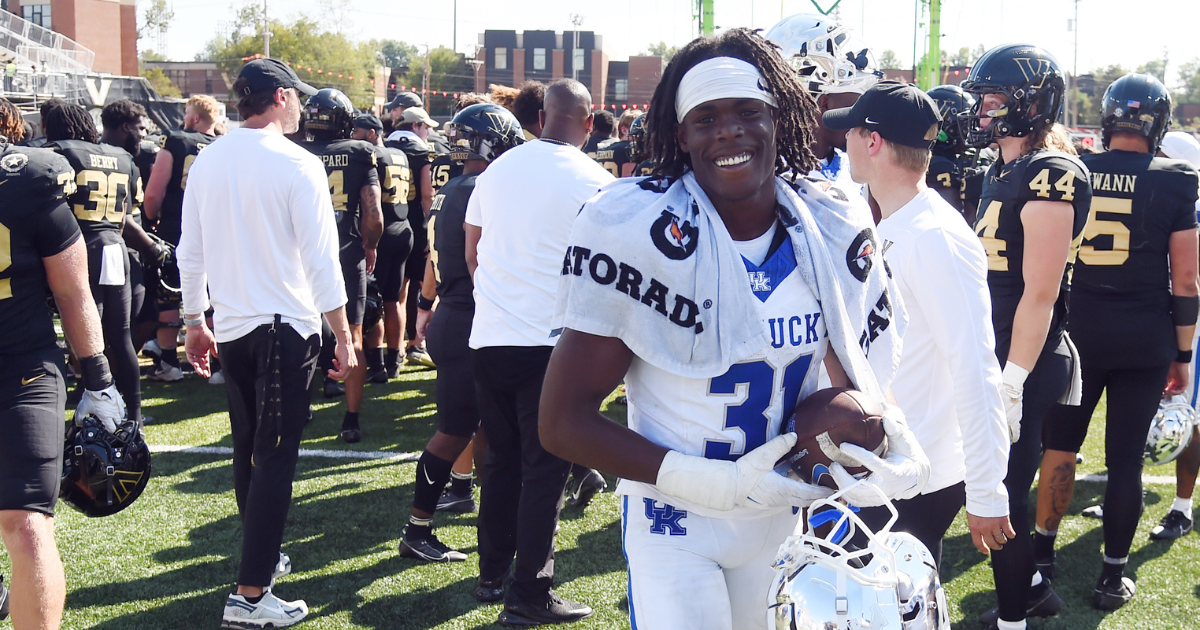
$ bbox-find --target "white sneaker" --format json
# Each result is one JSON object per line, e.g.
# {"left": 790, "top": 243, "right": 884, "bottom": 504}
{"left": 270, "top": 552, "right": 291, "bottom": 587}
{"left": 221, "top": 590, "right": 308, "bottom": 629}
{"left": 147, "top": 364, "right": 184, "bottom": 382}
{"left": 208, "top": 370, "right": 226, "bottom": 385}
{"left": 141, "top": 338, "right": 162, "bottom": 360}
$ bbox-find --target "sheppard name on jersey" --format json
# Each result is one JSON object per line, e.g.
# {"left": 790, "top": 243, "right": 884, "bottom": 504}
{"left": 321, "top": 154, "right": 350, "bottom": 168}
{"left": 562, "top": 245, "right": 704, "bottom": 332}
{"left": 89, "top": 154, "right": 119, "bottom": 170}
{"left": 1091, "top": 172, "right": 1137, "bottom": 193}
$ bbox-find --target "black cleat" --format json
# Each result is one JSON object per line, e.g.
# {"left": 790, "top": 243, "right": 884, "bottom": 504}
{"left": 497, "top": 591, "right": 593, "bottom": 626}
{"left": 0, "top": 575, "right": 8, "bottom": 621}
{"left": 340, "top": 428, "right": 362, "bottom": 443}
{"left": 323, "top": 379, "right": 346, "bottom": 398}
{"left": 473, "top": 576, "right": 505, "bottom": 603}
{"left": 979, "top": 583, "right": 1062, "bottom": 628}
{"left": 366, "top": 366, "right": 389, "bottom": 384}
{"left": 1150, "top": 509, "right": 1193, "bottom": 540}
{"left": 436, "top": 487, "right": 476, "bottom": 513}
{"left": 399, "top": 532, "right": 467, "bottom": 563}
{"left": 565, "top": 469, "right": 607, "bottom": 509}
{"left": 1093, "top": 574, "right": 1135, "bottom": 610}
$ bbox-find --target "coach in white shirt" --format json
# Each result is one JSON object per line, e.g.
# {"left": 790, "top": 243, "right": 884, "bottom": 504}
{"left": 177, "top": 58, "right": 355, "bottom": 628}
{"left": 462, "top": 79, "right": 613, "bottom": 625}
{"left": 826, "top": 81, "right": 1013, "bottom": 565}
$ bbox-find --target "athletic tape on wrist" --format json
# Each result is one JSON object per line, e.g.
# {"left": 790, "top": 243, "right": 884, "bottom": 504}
{"left": 79, "top": 353, "right": 114, "bottom": 391}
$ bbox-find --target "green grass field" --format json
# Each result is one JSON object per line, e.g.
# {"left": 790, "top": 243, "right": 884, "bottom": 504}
{"left": 11, "top": 366, "right": 1200, "bottom": 629}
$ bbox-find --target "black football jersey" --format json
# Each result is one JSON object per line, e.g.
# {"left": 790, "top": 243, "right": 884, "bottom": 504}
{"left": 975, "top": 149, "right": 1092, "bottom": 363}
{"left": 386, "top": 135, "right": 433, "bottom": 230}
{"left": 633, "top": 159, "right": 656, "bottom": 178}
{"left": 0, "top": 144, "right": 82, "bottom": 355}
{"left": 430, "top": 153, "right": 464, "bottom": 191}
{"left": 927, "top": 153, "right": 962, "bottom": 207}
{"left": 303, "top": 138, "right": 380, "bottom": 254}
{"left": 592, "top": 139, "right": 635, "bottom": 178}
{"left": 373, "top": 144, "right": 412, "bottom": 228}
{"left": 158, "top": 129, "right": 215, "bottom": 245}
{"left": 50, "top": 140, "right": 138, "bottom": 249}
{"left": 427, "top": 174, "right": 477, "bottom": 308}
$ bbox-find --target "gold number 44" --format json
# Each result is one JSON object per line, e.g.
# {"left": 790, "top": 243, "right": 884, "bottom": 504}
{"left": 976, "top": 200, "right": 1008, "bottom": 271}
{"left": 1028, "top": 168, "right": 1077, "bottom": 201}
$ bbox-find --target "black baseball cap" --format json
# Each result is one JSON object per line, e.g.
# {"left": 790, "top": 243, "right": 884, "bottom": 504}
{"left": 235, "top": 58, "right": 317, "bottom": 97}
{"left": 354, "top": 114, "right": 383, "bottom": 132}
{"left": 386, "top": 91, "right": 422, "bottom": 111}
{"left": 822, "top": 81, "right": 942, "bottom": 149}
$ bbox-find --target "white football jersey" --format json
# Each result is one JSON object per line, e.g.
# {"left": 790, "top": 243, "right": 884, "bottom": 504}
{"left": 619, "top": 236, "right": 828, "bottom": 519}
{"left": 810, "top": 148, "right": 863, "bottom": 197}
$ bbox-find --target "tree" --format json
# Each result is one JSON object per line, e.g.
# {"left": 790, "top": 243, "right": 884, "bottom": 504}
{"left": 395, "top": 47, "right": 475, "bottom": 117}
{"left": 1179, "top": 58, "right": 1200, "bottom": 104}
{"left": 374, "top": 39, "right": 418, "bottom": 74}
{"left": 1137, "top": 59, "right": 1166, "bottom": 83}
{"left": 138, "top": 0, "right": 174, "bottom": 40}
{"left": 199, "top": 5, "right": 379, "bottom": 107}
{"left": 139, "top": 49, "right": 169, "bottom": 63}
{"left": 639, "top": 42, "right": 679, "bottom": 63}
{"left": 941, "top": 45, "right": 983, "bottom": 68}
{"left": 141, "top": 67, "right": 182, "bottom": 98}
{"left": 878, "top": 50, "right": 903, "bottom": 70}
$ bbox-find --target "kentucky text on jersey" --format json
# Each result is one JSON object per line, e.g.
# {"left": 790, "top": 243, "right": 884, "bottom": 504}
{"left": 561, "top": 245, "right": 704, "bottom": 332}
{"left": 1091, "top": 172, "right": 1137, "bottom": 193}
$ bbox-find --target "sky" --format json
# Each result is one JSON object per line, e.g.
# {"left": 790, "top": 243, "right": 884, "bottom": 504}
{"left": 158, "top": 0, "right": 1200, "bottom": 85}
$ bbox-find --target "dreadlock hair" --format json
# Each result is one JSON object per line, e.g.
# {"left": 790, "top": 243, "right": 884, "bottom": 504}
{"left": 0, "top": 97, "right": 24, "bottom": 142}
{"left": 646, "top": 28, "right": 819, "bottom": 178}
{"left": 39, "top": 97, "right": 66, "bottom": 121}
{"left": 44, "top": 103, "right": 99, "bottom": 143}
{"left": 100, "top": 99, "right": 146, "bottom": 131}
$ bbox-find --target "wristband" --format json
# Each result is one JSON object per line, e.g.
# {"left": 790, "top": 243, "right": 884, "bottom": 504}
{"left": 182, "top": 315, "right": 205, "bottom": 327}
{"left": 1173, "top": 295, "right": 1200, "bottom": 327}
{"left": 1178, "top": 350, "right": 1194, "bottom": 364}
{"left": 417, "top": 295, "right": 435, "bottom": 311}
{"left": 79, "top": 353, "right": 114, "bottom": 391}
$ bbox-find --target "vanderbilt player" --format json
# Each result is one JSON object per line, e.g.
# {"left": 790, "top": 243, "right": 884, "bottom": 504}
{"left": 627, "top": 114, "right": 655, "bottom": 177}
{"left": 0, "top": 98, "right": 125, "bottom": 630}
{"left": 430, "top": 95, "right": 491, "bottom": 194}
{"left": 143, "top": 95, "right": 219, "bottom": 382}
{"left": 400, "top": 103, "right": 524, "bottom": 562}
{"left": 961, "top": 45, "right": 1092, "bottom": 630}
{"left": 926, "top": 84, "right": 976, "bottom": 222}
{"left": 47, "top": 103, "right": 145, "bottom": 428}
{"left": 350, "top": 114, "right": 413, "bottom": 384}
{"left": 591, "top": 109, "right": 638, "bottom": 178}
{"left": 1032, "top": 73, "right": 1199, "bottom": 610}
{"left": 301, "top": 89, "right": 383, "bottom": 442}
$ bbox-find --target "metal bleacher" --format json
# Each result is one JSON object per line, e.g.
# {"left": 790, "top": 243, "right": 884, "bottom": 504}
{"left": 0, "top": 10, "right": 95, "bottom": 106}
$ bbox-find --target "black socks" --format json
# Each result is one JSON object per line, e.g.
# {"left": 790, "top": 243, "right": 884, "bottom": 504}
{"left": 413, "top": 451, "right": 455, "bottom": 514}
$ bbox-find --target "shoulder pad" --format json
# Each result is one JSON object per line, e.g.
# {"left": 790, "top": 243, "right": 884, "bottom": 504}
{"left": 1018, "top": 151, "right": 1088, "bottom": 203}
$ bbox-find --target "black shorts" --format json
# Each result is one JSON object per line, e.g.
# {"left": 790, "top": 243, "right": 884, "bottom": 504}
{"left": 406, "top": 222, "right": 428, "bottom": 283}
{"left": 342, "top": 250, "right": 367, "bottom": 327}
{"left": 426, "top": 304, "right": 479, "bottom": 437}
{"left": 376, "top": 224, "right": 414, "bottom": 302}
{"left": 0, "top": 347, "right": 66, "bottom": 515}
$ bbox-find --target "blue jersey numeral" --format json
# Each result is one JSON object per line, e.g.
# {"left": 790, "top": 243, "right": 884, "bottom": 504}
{"left": 702, "top": 354, "right": 815, "bottom": 461}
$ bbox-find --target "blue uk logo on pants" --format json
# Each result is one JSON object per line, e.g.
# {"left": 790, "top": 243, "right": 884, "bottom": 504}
{"left": 644, "top": 498, "right": 687, "bottom": 535}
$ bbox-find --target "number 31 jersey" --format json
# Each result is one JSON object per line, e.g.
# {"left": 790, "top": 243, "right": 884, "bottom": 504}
{"left": 974, "top": 149, "right": 1091, "bottom": 363}
{"left": 620, "top": 235, "right": 828, "bottom": 519}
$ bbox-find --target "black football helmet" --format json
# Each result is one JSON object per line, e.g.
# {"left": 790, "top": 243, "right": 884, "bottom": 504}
{"left": 960, "top": 44, "right": 1065, "bottom": 148}
{"left": 628, "top": 114, "right": 647, "bottom": 158}
{"left": 926, "top": 84, "right": 975, "bottom": 153}
{"left": 444, "top": 103, "right": 524, "bottom": 163}
{"left": 362, "top": 274, "right": 383, "bottom": 333}
{"left": 60, "top": 415, "right": 152, "bottom": 517}
{"left": 1100, "top": 73, "right": 1172, "bottom": 151}
{"left": 304, "top": 88, "right": 356, "bottom": 139}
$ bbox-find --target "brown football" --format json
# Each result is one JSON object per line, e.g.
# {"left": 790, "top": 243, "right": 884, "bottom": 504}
{"left": 781, "top": 387, "right": 888, "bottom": 489}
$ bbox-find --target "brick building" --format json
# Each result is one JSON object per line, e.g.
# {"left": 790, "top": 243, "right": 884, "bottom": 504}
{"left": 5, "top": 0, "right": 136, "bottom": 75}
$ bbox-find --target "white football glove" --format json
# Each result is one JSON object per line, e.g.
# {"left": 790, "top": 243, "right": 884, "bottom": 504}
{"left": 76, "top": 384, "right": 126, "bottom": 433}
{"left": 830, "top": 409, "right": 930, "bottom": 507}
{"left": 656, "top": 434, "right": 833, "bottom": 511}
{"left": 1001, "top": 362, "right": 1028, "bottom": 443}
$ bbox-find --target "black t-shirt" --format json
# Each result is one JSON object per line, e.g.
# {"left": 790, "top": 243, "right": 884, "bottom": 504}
{"left": 302, "top": 138, "right": 379, "bottom": 255}
{"left": 373, "top": 144, "right": 411, "bottom": 230}
{"left": 0, "top": 144, "right": 82, "bottom": 355}
{"left": 158, "top": 129, "right": 215, "bottom": 245}
{"left": 1069, "top": 150, "right": 1200, "bottom": 364}
{"left": 428, "top": 174, "right": 477, "bottom": 308}
{"left": 975, "top": 149, "right": 1092, "bottom": 363}
{"left": 430, "top": 153, "right": 464, "bottom": 191}
{"left": 50, "top": 140, "right": 138, "bottom": 250}
{"left": 386, "top": 135, "right": 433, "bottom": 232}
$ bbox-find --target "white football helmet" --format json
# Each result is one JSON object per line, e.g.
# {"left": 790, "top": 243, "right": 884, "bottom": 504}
{"left": 765, "top": 13, "right": 882, "bottom": 96}
{"left": 1145, "top": 394, "right": 1196, "bottom": 466}
{"left": 768, "top": 484, "right": 949, "bottom": 630}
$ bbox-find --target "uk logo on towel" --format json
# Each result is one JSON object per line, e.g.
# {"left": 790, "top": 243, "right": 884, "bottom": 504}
{"left": 650, "top": 209, "right": 698, "bottom": 260}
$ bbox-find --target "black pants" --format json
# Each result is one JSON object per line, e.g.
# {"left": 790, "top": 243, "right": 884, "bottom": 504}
{"left": 1045, "top": 362, "right": 1171, "bottom": 559}
{"left": 426, "top": 305, "right": 479, "bottom": 437}
{"left": 859, "top": 481, "right": 965, "bottom": 568}
{"left": 88, "top": 248, "right": 140, "bottom": 426}
{"left": 473, "top": 345, "right": 571, "bottom": 604}
{"left": 992, "top": 336, "right": 1073, "bottom": 622}
{"left": 218, "top": 321, "right": 320, "bottom": 587}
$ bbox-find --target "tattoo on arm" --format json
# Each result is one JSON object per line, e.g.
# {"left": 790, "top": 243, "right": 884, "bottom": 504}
{"left": 360, "top": 184, "right": 383, "bottom": 250}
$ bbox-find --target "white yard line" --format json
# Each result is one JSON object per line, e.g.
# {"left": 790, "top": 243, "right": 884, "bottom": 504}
{"left": 150, "top": 444, "right": 421, "bottom": 462}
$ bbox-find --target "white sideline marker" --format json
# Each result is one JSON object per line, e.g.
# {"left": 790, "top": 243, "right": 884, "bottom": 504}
{"left": 151, "top": 444, "right": 421, "bottom": 462}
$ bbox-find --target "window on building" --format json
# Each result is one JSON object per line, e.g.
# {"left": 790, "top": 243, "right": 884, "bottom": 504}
{"left": 22, "top": 4, "right": 51, "bottom": 29}
{"left": 494, "top": 47, "right": 507, "bottom": 70}
{"left": 534, "top": 48, "right": 546, "bottom": 71}
{"left": 573, "top": 49, "right": 585, "bottom": 73}
{"left": 205, "top": 69, "right": 214, "bottom": 94}
{"left": 615, "top": 79, "right": 628, "bottom": 102}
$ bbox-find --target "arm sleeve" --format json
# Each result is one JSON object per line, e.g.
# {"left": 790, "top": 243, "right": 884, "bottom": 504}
{"left": 290, "top": 157, "right": 347, "bottom": 314}
{"left": 177, "top": 161, "right": 209, "bottom": 315}
{"left": 910, "top": 228, "right": 1011, "bottom": 517}
{"left": 464, "top": 173, "right": 485, "bottom": 227}
{"left": 33, "top": 200, "right": 82, "bottom": 257}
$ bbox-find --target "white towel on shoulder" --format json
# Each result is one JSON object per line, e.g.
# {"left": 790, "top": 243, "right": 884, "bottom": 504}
{"left": 552, "top": 171, "right": 907, "bottom": 400}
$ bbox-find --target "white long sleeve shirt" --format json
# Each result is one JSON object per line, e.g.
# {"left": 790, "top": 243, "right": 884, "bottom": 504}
{"left": 177, "top": 127, "right": 346, "bottom": 343}
{"left": 878, "top": 188, "right": 1010, "bottom": 518}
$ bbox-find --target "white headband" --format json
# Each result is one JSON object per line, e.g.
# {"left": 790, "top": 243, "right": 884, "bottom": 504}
{"left": 675, "top": 57, "right": 779, "bottom": 123}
